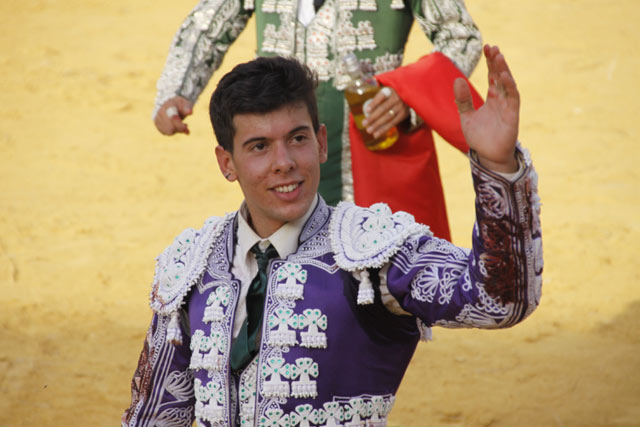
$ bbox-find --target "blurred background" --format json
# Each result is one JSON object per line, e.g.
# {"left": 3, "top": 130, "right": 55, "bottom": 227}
{"left": 1, "top": 0, "right": 638, "bottom": 425}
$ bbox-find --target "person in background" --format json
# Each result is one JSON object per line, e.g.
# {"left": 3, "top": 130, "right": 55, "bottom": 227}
{"left": 152, "top": 0, "right": 484, "bottom": 240}
{"left": 123, "top": 46, "right": 543, "bottom": 426}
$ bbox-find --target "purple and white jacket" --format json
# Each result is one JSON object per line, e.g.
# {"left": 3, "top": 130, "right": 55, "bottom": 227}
{"left": 123, "top": 148, "right": 543, "bottom": 426}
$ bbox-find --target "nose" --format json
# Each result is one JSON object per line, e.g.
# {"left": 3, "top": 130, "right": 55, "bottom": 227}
{"left": 271, "top": 141, "right": 296, "bottom": 173}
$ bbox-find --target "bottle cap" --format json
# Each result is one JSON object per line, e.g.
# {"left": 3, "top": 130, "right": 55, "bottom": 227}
{"left": 342, "top": 53, "right": 360, "bottom": 74}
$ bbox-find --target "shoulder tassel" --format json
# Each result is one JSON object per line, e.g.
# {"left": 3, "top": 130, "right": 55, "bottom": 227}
{"left": 357, "top": 269, "right": 375, "bottom": 305}
{"left": 166, "top": 311, "right": 183, "bottom": 346}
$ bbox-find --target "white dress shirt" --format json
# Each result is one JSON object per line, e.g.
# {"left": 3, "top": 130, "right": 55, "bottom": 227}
{"left": 297, "top": 0, "right": 316, "bottom": 27}
{"left": 230, "top": 196, "right": 319, "bottom": 339}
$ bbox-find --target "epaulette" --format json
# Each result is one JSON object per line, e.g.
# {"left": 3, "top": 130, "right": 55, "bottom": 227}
{"left": 329, "top": 202, "right": 432, "bottom": 305}
{"left": 149, "top": 214, "right": 234, "bottom": 344}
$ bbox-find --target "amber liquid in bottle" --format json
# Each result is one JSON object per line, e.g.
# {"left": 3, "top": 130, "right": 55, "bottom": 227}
{"left": 343, "top": 55, "right": 398, "bottom": 151}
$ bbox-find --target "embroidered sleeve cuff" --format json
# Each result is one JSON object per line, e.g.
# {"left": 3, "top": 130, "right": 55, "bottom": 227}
{"left": 468, "top": 144, "right": 527, "bottom": 184}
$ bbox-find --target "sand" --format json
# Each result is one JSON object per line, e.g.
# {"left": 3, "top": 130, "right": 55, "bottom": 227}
{"left": 1, "top": 0, "right": 639, "bottom": 425}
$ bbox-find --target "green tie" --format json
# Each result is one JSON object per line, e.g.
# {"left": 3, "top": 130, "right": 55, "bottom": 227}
{"left": 230, "top": 242, "right": 279, "bottom": 371}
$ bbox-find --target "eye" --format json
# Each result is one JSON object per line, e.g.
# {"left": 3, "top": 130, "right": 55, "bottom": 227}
{"left": 251, "top": 142, "right": 267, "bottom": 152}
{"left": 292, "top": 134, "right": 308, "bottom": 143}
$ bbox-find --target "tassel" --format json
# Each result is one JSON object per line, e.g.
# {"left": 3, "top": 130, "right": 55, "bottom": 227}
{"left": 357, "top": 270, "right": 374, "bottom": 305}
{"left": 166, "top": 311, "right": 183, "bottom": 345}
{"left": 417, "top": 319, "right": 433, "bottom": 342}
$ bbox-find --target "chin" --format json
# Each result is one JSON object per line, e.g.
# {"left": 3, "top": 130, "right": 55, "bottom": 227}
{"left": 280, "top": 199, "right": 313, "bottom": 221}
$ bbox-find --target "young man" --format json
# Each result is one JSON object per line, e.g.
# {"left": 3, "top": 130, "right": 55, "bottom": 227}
{"left": 123, "top": 46, "right": 543, "bottom": 426}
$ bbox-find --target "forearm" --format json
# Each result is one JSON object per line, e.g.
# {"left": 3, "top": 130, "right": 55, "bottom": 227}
{"left": 152, "top": 0, "right": 251, "bottom": 119}
{"left": 413, "top": 0, "right": 483, "bottom": 76}
{"left": 386, "top": 145, "right": 542, "bottom": 328}
{"left": 468, "top": 144, "right": 542, "bottom": 312}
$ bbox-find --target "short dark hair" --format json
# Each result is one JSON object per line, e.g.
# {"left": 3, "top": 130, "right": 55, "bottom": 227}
{"left": 209, "top": 56, "right": 319, "bottom": 152}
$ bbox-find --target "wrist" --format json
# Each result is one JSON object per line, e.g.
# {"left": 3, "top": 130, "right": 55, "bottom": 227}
{"left": 477, "top": 151, "right": 518, "bottom": 173}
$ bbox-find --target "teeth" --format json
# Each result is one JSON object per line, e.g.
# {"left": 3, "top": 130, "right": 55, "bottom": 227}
{"left": 275, "top": 183, "right": 298, "bottom": 193}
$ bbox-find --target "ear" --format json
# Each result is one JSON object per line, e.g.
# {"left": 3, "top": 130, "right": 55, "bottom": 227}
{"left": 215, "top": 145, "right": 236, "bottom": 181}
{"left": 316, "top": 124, "right": 328, "bottom": 164}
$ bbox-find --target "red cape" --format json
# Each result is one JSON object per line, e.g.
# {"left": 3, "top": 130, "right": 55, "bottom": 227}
{"left": 349, "top": 52, "right": 483, "bottom": 240}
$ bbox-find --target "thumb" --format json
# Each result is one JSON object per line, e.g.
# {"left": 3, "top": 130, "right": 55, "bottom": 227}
{"left": 176, "top": 97, "right": 194, "bottom": 117}
{"left": 453, "top": 78, "right": 474, "bottom": 114}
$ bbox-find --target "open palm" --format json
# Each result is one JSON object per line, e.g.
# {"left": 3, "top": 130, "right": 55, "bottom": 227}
{"left": 454, "top": 45, "right": 520, "bottom": 173}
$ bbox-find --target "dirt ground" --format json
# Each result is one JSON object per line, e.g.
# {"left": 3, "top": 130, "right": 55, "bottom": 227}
{"left": 1, "top": 0, "right": 639, "bottom": 425}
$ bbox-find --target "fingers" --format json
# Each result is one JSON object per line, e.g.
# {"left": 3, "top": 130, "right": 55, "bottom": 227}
{"left": 362, "top": 87, "right": 409, "bottom": 138}
{"left": 485, "top": 45, "right": 504, "bottom": 90}
{"left": 169, "top": 114, "right": 190, "bottom": 135}
{"left": 484, "top": 45, "right": 517, "bottom": 100}
{"left": 362, "top": 88, "right": 388, "bottom": 118}
{"left": 154, "top": 97, "right": 193, "bottom": 136}
{"left": 453, "top": 77, "right": 474, "bottom": 114}
{"left": 498, "top": 69, "right": 520, "bottom": 108}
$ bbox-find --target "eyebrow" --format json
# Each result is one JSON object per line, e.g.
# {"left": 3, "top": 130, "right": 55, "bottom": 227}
{"left": 240, "top": 125, "right": 313, "bottom": 148}
{"left": 288, "top": 125, "right": 312, "bottom": 136}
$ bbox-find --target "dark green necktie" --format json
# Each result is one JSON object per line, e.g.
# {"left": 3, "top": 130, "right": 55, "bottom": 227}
{"left": 230, "top": 242, "right": 279, "bottom": 371}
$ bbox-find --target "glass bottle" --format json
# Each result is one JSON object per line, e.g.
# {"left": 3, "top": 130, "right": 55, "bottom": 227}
{"left": 342, "top": 53, "right": 398, "bottom": 151}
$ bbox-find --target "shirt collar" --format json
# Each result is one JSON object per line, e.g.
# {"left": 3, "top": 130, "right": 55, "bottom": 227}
{"left": 236, "top": 195, "right": 318, "bottom": 260}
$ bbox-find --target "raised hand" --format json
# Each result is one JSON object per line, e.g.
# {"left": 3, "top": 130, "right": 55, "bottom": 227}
{"left": 454, "top": 45, "right": 520, "bottom": 173}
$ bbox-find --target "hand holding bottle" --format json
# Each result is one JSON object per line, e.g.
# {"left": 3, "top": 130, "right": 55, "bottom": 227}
{"left": 343, "top": 53, "right": 406, "bottom": 151}
{"left": 361, "top": 86, "right": 409, "bottom": 140}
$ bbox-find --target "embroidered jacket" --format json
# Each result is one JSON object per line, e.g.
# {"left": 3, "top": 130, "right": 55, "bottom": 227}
{"left": 153, "top": 0, "right": 482, "bottom": 206}
{"left": 122, "top": 148, "right": 543, "bottom": 426}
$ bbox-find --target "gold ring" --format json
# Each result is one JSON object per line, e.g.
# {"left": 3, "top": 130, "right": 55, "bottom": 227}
{"left": 388, "top": 109, "right": 395, "bottom": 116}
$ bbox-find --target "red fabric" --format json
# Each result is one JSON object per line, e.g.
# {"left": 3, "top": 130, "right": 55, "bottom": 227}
{"left": 349, "top": 52, "right": 483, "bottom": 240}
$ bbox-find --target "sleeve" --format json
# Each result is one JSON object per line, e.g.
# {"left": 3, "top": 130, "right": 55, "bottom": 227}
{"left": 385, "top": 146, "right": 543, "bottom": 329}
{"left": 122, "top": 310, "right": 196, "bottom": 427}
{"left": 411, "top": 0, "right": 483, "bottom": 77}
{"left": 152, "top": 0, "right": 253, "bottom": 119}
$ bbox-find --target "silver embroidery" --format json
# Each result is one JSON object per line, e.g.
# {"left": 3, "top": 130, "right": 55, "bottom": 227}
{"left": 238, "top": 358, "right": 259, "bottom": 425}
{"left": 154, "top": 406, "right": 194, "bottom": 427}
{"left": 414, "top": 0, "right": 482, "bottom": 76}
{"left": 261, "top": 356, "right": 291, "bottom": 398}
{"left": 341, "top": 99, "right": 354, "bottom": 203}
{"left": 153, "top": 0, "right": 248, "bottom": 118}
{"left": 300, "top": 308, "right": 328, "bottom": 348}
{"left": 330, "top": 202, "right": 431, "bottom": 271}
{"left": 267, "top": 307, "right": 299, "bottom": 346}
{"left": 290, "top": 357, "right": 320, "bottom": 398}
{"left": 194, "top": 377, "right": 226, "bottom": 423}
{"left": 165, "top": 370, "right": 195, "bottom": 402}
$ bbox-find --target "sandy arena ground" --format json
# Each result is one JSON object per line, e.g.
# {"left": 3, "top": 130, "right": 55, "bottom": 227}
{"left": 1, "top": 0, "right": 639, "bottom": 425}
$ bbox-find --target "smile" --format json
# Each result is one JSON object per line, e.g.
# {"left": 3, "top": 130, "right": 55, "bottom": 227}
{"left": 274, "top": 183, "right": 299, "bottom": 193}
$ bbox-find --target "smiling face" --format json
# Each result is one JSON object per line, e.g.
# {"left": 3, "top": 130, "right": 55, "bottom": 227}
{"left": 215, "top": 102, "right": 328, "bottom": 237}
